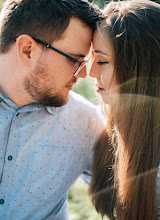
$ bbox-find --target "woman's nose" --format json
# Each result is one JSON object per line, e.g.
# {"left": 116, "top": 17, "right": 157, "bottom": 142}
{"left": 89, "top": 65, "right": 99, "bottom": 79}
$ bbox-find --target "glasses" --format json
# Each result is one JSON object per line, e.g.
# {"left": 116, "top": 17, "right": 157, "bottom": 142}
{"left": 33, "top": 37, "right": 90, "bottom": 76}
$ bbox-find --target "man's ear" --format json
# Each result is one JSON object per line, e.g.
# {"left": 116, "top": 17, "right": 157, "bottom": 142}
{"left": 16, "top": 35, "right": 38, "bottom": 66}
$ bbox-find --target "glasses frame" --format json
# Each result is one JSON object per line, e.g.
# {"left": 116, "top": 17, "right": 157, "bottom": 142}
{"left": 32, "top": 37, "right": 90, "bottom": 76}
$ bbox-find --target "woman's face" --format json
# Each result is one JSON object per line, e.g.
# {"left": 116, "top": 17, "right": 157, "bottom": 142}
{"left": 89, "top": 30, "right": 118, "bottom": 104}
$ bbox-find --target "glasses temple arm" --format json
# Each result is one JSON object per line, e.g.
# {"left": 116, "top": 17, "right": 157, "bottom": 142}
{"left": 33, "top": 38, "right": 80, "bottom": 64}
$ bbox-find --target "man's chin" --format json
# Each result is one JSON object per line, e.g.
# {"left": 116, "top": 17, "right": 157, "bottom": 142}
{"left": 39, "top": 93, "right": 70, "bottom": 107}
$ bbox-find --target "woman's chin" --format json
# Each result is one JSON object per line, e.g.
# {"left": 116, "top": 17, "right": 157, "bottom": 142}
{"left": 101, "top": 92, "right": 118, "bottom": 105}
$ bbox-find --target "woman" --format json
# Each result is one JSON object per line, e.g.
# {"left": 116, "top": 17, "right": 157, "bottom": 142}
{"left": 89, "top": 1, "right": 160, "bottom": 219}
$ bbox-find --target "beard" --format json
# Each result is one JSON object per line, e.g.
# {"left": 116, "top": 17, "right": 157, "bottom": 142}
{"left": 23, "top": 63, "right": 74, "bottom": 107}
{"left": 30, "top": 91, "right": 69, "bottom": 107}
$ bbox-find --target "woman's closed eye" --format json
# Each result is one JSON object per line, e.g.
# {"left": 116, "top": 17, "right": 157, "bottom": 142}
{"left": 97, "top": 61, "right": 109, "bottom": 66}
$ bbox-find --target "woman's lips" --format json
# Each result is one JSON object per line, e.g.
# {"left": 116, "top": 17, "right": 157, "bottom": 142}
{"left": 96, "top": 85, "right": 105, "bottom": 92}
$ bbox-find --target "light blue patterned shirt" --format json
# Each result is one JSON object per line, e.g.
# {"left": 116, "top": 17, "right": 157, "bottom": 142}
{"left": 0, "top": 91, "right": 104, "bottom": 220}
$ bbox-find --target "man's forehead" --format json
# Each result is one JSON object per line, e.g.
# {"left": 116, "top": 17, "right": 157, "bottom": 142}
{"left": 61, "top": 17, "right": 92, "bottom": 39}
{"left": 53, "top": 17, "right": 92, "bottom": 56}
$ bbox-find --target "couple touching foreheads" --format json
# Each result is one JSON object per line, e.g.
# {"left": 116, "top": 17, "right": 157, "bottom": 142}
{"left": 0, "top": 0, "right": 160, "bottom": 219}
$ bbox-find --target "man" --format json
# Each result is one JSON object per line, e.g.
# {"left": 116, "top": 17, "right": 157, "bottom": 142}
{"left": 0, "top": 0, "right": 104, "bottom": 219}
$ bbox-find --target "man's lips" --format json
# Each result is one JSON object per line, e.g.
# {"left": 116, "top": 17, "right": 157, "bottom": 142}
{"left": 65, "top": 84, "right": 75, "bottom": 90}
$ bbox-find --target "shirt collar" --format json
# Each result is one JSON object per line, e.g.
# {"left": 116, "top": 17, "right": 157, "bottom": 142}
{"left": 0, "top": 91, "right": 57, "bottom": 114}
{"left": 46, "top": 107, "right": 57, "bottom": 115}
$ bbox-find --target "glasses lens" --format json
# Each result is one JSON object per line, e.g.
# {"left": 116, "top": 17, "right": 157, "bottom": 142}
{"left": 74, "top": 61, "right": 87, "bottom": 76}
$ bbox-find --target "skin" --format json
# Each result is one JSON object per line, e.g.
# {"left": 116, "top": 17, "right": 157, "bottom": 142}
{"left": 0, "top": 17, "right": 92, "bottom": 108}
{"left": 89, "top": 30, "right": 118, "bottom": 104}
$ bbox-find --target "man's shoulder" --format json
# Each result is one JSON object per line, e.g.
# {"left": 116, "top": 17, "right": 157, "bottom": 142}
{"left": 68, "top": 91, "right": 102, "bottom": 117}
{"left": 47, "top": 92, "right": 105, "bottom": 144}
{"left": 69, "top": 91, "right": 96, "bottom": 108}
{"left": 47, "top": 91, "right": 104, "bottom": 125}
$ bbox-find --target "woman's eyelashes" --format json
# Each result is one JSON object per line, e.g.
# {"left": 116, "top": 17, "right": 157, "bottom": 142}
{"left": 97, "top": 61, "right": 109, "bottom": 66}
{"left": 92, "top": 53, "right": 110, "bottom": 66}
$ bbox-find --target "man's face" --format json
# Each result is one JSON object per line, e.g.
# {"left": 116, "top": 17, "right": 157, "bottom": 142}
{"left": 24, "top": 17, "right": 92, "bottom": 107}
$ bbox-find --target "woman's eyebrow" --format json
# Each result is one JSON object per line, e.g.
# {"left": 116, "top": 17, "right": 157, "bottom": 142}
{"left": 93, "top": 49, "right": 109, "bottom": 56}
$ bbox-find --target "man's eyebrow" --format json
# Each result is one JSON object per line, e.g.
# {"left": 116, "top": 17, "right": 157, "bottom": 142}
{"left": 69, "top": 53, "right": 85, "bottom": 58}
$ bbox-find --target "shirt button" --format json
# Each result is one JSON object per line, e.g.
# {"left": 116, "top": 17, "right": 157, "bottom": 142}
{"left": 0, "top": 199, "right": 4, "bottom": 204}
{"left": 8, "top": 156, "right": 13, "bottom": 161}
{"left": 16, "top": 113, "right": 19, "bottom": 116}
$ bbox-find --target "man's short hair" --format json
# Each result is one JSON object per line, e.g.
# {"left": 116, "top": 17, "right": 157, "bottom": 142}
{"left": 0, "top": 0, "right": 101, "bottom": 53}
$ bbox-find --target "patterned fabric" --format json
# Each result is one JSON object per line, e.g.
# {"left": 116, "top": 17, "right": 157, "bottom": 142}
{"left": 0, "top": 91, "right": 104, "bottom": 220}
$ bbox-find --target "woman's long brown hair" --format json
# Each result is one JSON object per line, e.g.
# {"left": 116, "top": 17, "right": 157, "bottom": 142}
{"left": 89, "top": 1, "right": 160, "bottom": 219}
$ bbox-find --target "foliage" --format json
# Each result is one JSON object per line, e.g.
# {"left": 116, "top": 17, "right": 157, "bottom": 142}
{"left": 73, "top": 76, "right": 100, "bottom": 105}
{"left": 0, "top": 0, "right": 4, "bottom": 9}
{"left": 89, "top": 0, "right": 160, "bottom": 8}
{"left": 89, "top": 0, "right": 106, "bottom": 8}
{"left": 68, "top": 178, "right": 109, "bottom": 220}
{"left": 0, "top": 0, "right": 160, "bottom": 10}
